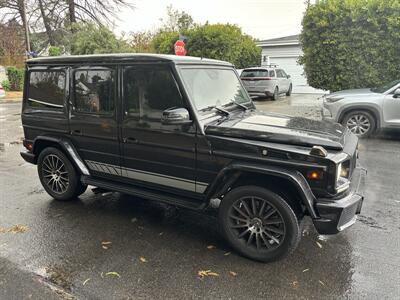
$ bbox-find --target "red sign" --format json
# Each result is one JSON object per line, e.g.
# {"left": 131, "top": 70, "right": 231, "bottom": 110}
{"left": 174, "top": 40, "right": 186, "bottom": 56}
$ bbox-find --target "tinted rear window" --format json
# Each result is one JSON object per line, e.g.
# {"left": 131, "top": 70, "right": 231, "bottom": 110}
{"left": 28, "top": 71, "right": 65, "bottom": 109}
{"left": 241, "top": 70, "right": 268, "bottom": 78}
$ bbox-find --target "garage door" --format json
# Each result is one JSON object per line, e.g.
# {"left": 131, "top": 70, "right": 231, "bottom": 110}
{"left": 269, "top": 57, "right": 323, "bottom": 94}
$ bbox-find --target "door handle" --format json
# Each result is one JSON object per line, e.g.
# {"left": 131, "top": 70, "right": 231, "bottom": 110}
{"left": 123, "top": 137, "right": 137, "bottom": 143}
{"left": 72, "top": 129, "right": 82, "bottom": 136}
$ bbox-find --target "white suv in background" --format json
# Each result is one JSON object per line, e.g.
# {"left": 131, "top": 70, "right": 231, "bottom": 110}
{"left": 240, "top": 66, "right": 292, "bottom": 100}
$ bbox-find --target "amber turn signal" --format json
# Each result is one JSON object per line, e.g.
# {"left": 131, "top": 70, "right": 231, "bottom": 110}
{"left": 307, "top": 170, "right": 323, "bottom": 180}
{"left": 23, "top": 140, "right": 33, "bottom": 151}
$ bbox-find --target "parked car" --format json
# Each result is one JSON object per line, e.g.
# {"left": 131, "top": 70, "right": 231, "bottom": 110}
{"left": 20, "top": 54, "right": 365, "bottom": 262}
{"left": 322, "top": 80, "right": 400, "bottom": 137}
{"left": 0, "top": 83, "right": 6, "bottom": 98}
{"left": 240, "top": 66, "right": 292, "bottom": 100}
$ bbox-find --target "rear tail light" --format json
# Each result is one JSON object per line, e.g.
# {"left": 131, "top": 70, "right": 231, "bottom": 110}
{"left": 23, "top": 140, "right": 33, "bottom": 151}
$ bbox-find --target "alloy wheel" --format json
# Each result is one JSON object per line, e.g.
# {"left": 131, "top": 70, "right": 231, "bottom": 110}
{"left": 228, "top": 196, "right": 286, "bottom": 250}
{"left": 41, "top": 154, "right": 69, "bottom": 194}
{"left": 346, "top": 114, "right": 371, "bottom": 135}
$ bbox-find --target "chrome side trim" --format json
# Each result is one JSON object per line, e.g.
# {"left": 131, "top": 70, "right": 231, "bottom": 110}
{"left": 85, "top": 160, "right": 208, "bottom": 193}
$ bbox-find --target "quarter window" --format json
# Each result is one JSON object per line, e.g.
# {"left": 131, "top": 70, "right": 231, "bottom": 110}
{"left": 74, "top": 69, "right": 115, "bottom": 114}
{"left": 28, "top": 71, "right": 65, "bottom": 109}
{"left": 124, "top": 68, "right": 184, "bottom": 121}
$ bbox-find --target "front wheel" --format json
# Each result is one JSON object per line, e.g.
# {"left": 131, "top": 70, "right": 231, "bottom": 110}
{"left": 38, "top": 147, "right": 87, "bottom": 201}
{"left": 286, "top": 84, "right": 292, "bottom": 96}
{"left": 272, "top": 87, "right": 279, "bottom": 100}
{"left": 219, "top": 186, "right": 301, "bottom": 262}
{"left": 342, "top": 110, "right": 376, "bottom": 138}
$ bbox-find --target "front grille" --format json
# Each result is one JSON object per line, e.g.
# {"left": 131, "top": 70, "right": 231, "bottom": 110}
{"left": 338, "top": 202, "right": 358, "bottom": 228}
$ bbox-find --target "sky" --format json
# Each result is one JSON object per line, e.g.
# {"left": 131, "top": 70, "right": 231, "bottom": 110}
{"left": 116, "top": 0, "right": 314, "bottom": 41}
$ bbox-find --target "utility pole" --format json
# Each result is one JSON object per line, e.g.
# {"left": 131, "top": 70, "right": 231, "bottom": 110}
{"left": 20, "top": 0, "right": 31, "bottom": 57}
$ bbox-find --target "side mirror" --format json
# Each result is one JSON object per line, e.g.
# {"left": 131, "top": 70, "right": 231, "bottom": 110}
{"left": 393, "top": 88, "right": 400, "bottom": 98}
{"left": 287, "top": 75, "right": 291, "bottom": 79}
{"left": 161, "top": 107, "right": 192, "bottom": 125}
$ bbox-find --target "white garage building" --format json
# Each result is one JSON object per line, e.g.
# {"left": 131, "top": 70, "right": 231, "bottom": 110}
{"left": 256, "top": 35, "right": 323, "bottom": 94}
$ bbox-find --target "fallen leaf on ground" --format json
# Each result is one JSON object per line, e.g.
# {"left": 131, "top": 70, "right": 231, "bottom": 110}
{"left": 207, "top": 245, "right": 216, "bottom": 250}
{"left": 0, "top": 227, "right": 6, "bottom": 233}
{"left": 229, "top": 271, "right": 237, "bottom": 276}
{"left": 224, "top": 252, "right": 231, "bottom": 256}
{"left": 100, "top": 272, "right": 104, "bottom": 278}
{"left": 139, "top": 257, "right": 147, "bottom": 263}
{"left": 319, "top": 280, "right": 326, "bottom": 286}
{"left": 105, "top": 272, "right": 120, "bottom": 278}
{"left": 8, "top": 225, "right": 28, "bottom": 233}
{"left": 101, "top": 241, "right": 112, "bottom": 245}
{"left": 198, "top": 270, "right": 219, "bottom": 279}
{"left": 302, "top": 268, "right": 309, "bottom": 273}
{"left": 131, "top": 218, "right": 137, "bottom": 223}
{"left": 316, "top": 241, "right": 323, "bottom": 248}
{"left": 159, "top": 232, "right": 164, "bottom": 236}
{"left": 291, "top": 281, "right": 299, "bottom": 288}
{"left": 82, "top": 278, "right": 91, "bottom": 286}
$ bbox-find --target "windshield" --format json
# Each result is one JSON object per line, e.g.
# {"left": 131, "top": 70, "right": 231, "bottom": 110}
{"left": 371, "top": 79, "right": 400, "bottom": 93}
{"left": 179, "top": 68, "right": 251, "bottom": 111}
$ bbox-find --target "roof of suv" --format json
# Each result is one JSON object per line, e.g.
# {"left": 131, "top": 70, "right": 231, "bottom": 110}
{"left": 27, "top": 53, "right": 233, "bottom": 66}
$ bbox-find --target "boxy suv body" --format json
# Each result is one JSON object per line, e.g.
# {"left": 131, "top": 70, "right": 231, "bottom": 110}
{"left": 21, "top": 54, "right": 365, "bottom": 262}
{"left": 240, "top": 66, "right": 292, "bottom": 100}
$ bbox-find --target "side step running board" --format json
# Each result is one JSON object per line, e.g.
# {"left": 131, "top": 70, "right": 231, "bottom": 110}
{"left": 81, "top": 176, "right": 207, "bottom": 211}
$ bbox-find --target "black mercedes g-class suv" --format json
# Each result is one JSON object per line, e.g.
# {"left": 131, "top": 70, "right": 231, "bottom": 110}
{"left": 21, "top": 54, "right": 366, "bottom": 262}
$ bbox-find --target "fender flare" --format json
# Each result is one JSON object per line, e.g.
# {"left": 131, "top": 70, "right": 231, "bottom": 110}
{"left": 32, "top": 135, "right": 90, "bottom": 175}
{"left": 206, "top": 163, "right": 318, "bottom": 219}
{"left": 338, "top": 105, "right": 382, "bottom": 129}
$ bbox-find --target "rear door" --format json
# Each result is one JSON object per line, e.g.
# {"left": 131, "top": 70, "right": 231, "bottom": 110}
{"left": 276, "top": 69, "right": 288, "bottom": 92}
{"left": 69, "top": 66, "right": 121, "bottom": 178}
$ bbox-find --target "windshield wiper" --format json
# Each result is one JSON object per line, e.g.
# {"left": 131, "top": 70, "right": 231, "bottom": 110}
{"left": 200, "top": 105, "right": 230, "bottom": 116}
{"left": 229, "top": 100, "right": 248, "bottom": 111}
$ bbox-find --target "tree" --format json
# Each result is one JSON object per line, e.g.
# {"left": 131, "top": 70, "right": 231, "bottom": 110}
{"left": 0, "top": 20, "right": 25, "bottom": 65}
{"left": 69, "top": 22, "right": 131, "bottom": 55}
{"left": 153, "top": 23, "right": 261, "bottom": 69}
{"left": 159, "top": 5, "right": 195, "bottom": 33}
{"left": 128, "top": 30, "right": 155, "bottom": 53}
{"left": 300, "top": 0, "right": 400, "bottom": 92}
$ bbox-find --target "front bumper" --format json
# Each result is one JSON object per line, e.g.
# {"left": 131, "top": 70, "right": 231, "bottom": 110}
{"left": 313, "top": 167, "right": 366, "bottom": 234}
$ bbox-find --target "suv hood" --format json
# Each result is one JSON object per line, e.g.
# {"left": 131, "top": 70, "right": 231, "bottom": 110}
{"left": 205, "top": 111, "right": 347, "bottom": 150}
{"left": 327, "top": 88, "right": 378, "bottom": 98}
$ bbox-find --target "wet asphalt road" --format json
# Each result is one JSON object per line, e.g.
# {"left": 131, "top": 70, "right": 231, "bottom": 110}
{"left": 1, "top": 97, "right": 400, "bottom": 299}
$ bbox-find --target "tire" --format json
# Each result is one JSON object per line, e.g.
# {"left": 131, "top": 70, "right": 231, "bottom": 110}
{"left": 286, "top": 84, "right": 292, "bottom": 96}
{"left": 272, "top": 87, "right": 279, "bottom": 100}
{"left": 219, "top": 186, "right": 301, "bottom": 262}
{"left": 342, "top": 110, "right": 376, "bottom": 138}
{"left": 37, "top": 147, "right": 87, "bottom": 201}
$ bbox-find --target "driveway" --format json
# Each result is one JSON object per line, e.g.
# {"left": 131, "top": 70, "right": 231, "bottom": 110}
{"left": 1, "top": 100, "right": 399, "bottom": 299}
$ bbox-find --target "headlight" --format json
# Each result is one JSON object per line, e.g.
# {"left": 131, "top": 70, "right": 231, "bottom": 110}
{"left": 336, "top": 161, "right": 350, "bottom": 193}
{"left": 325, "top": 96, "right": 344, "bottom": 103}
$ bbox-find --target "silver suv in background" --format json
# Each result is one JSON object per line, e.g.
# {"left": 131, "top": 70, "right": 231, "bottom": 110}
{"left": 322, "top": 80, "right": 400, "bottom": 137}
{"left": 240, "top": 66, "right": 292, "bottom": 100}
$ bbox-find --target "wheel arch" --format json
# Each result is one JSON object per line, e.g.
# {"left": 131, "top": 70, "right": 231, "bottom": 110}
{"left": 33, "top": 136, "right": 90, "bottom": 175}
{"left": 206, "top": 163, "right": 318, "bottom": 219}
{"left": 338, "top": 105, "right": 381, "bottom": 130}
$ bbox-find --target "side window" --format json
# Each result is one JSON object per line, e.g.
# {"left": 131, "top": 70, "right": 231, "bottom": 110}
{"left": 28, "top": 71, "right": 65, "bottom": 109}
{"left": 124, "top": 68, "right": 184, "bottom": 121}
{"left": 269, "top": 70, "right": 276, "bottom": 77}
{"left": 276, "top": 69, "right": 285, "bottom": 78}
{"left": 281, "top": 69, "right": 287, "bottom": 77}
{"left": 73, "top": 69, "right": 115, "bottom": 114}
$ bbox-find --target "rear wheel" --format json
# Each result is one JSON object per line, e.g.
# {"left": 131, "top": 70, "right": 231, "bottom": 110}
{"left": 38, "top": 147, "right": 87, "bottom": 201}
{"left": 219, "top": 186, "right": 301, "bottom": 262}
{"left": 272, "top": 87, "right": 279, "bottom": 100}
{"left": 286, "top": 84, "right": 292, "bottom": 96}
{"left": 342, "top": 110, "right": 376, "bottom": 138}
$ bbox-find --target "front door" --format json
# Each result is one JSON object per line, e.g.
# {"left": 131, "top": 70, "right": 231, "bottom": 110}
{"left": 383, "top": 91, "right": 400, "bottom": 127}
{"left": 121, "top": 65, "right": 199, "bottom": 196}
{"left": 69, "top": 66, "right": 121, "bottom": 178}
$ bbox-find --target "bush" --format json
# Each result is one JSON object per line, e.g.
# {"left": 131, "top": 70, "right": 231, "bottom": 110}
{"left": 48, "top": 46, "right": 61, "bottom": 56}
{"left": 1, "top": 79, "right": 10, "bottom": 91}
{"left": 6, "top": 67, "right": 24, "bottom": 91}
{"left": 300, "top": 0, "right": 400, "bottom": 92}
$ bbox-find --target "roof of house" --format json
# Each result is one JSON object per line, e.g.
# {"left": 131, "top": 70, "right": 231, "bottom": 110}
{"left": 27, "top": 53, "right": 232, "bottom": 66}
{"left": 256, "top": 34, "right": 300, "bottom": 47}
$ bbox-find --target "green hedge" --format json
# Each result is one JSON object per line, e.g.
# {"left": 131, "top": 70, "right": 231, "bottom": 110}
{"left": 300, "top": 0, "right": 400, "bottom": 92}
{"left": 6, "top": 67, "right": 24, "bottom": 91}
{"left": 1, "top": 79, "right": 10, "bottom": 91}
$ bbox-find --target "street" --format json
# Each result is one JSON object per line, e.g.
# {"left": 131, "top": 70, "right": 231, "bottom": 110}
{"left": 1, "top": 97, "right": 400, "bottom": 299}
